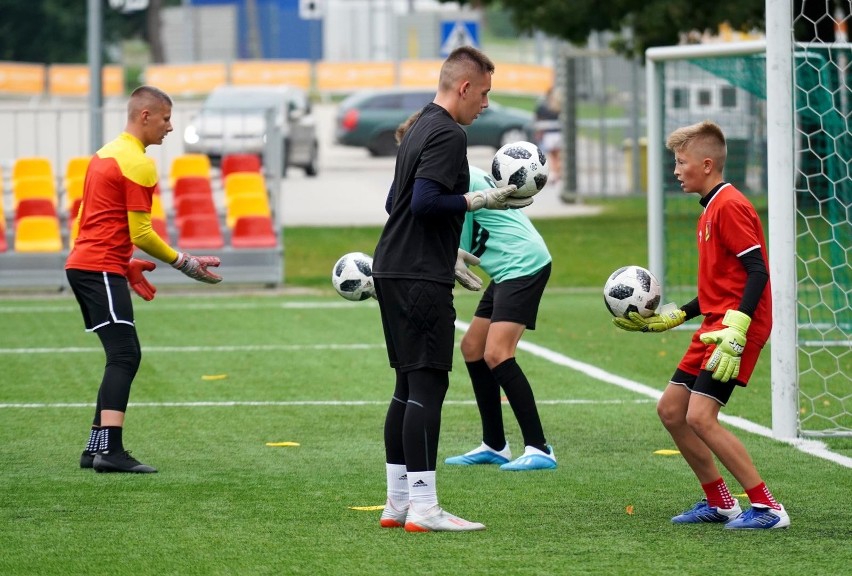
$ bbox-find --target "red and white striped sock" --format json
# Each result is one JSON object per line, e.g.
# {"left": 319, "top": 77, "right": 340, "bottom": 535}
{"left": 701, "top": 477, "right": 737, "bottom": 509}
{"left": 745, "top": 482, "right": 781, "bottom": 510}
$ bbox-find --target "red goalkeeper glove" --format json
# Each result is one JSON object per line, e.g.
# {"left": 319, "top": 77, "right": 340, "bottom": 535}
{"left": 127, "top": 258, "right": 157, "bottom": 301}
{"left": 171, "top": 252, "right": 222, "bottom": 284}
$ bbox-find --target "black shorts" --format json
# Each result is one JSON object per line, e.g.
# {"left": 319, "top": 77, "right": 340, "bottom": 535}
{"left": 66, "top": 269, "right": 135, "bottom": 332}
{"left": 374, "top": 277, "right": 456, "bottom": 373}
{"left": 474, "top": 263, "right": 551, "bottom": 330}
{"left": 670, "top": 367, "right": 737, "bottom": 406}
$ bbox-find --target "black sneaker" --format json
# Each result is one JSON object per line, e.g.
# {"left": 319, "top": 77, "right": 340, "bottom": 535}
{"left": 80, "top": 451, "right": 96, "bottom": 469}
{"left": 93, "top": 451, "right": 157, "bottom": 473}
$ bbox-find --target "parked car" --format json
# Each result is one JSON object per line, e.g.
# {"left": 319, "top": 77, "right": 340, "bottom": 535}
{"left": 334, "top": 88, "right": 534, "bottom": 156}
{"left": 183, "top": 85, "right": 319, "bottom": 176}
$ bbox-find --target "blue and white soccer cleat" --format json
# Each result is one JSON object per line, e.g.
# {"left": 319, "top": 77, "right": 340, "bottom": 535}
{"left": 499, "top": 445, "right": 556, "bottom": 471}
{"left": 444, "top": 442, "right": 511, "bottom": 466}
{"left": 671, "top": 499, "right": 742, "bottom": 524}
{"left": 724, "top": 504, "right": 790, "bottom": 530}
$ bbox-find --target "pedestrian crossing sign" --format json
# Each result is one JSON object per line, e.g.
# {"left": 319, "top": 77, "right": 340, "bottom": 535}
{"left": 440, "top": 20, "right": 480, "bottom": 57}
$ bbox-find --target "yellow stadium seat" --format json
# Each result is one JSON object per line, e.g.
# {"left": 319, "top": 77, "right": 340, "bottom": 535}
{"left": 64, "top": 156, "right": 90, "bottom": 184}
{"left": 64, "top": 175, "right": 85, "bottom": 212}
{"left": 169, "top": 154, "right": 211, "bottom": 188}
{"left": 226, "top": 194, "right": 270, "bottom": 228}
{"left": 13, "top": 176, "right": 57, "bottom": 207}
{"left": 14, "top": 215, "right": 63, "bottom": 252}
{"left": 224, "top": 172, "right": 267, "bottom": 207}
{"left": 12, "top": 157, "right": 54, "bottom": 184}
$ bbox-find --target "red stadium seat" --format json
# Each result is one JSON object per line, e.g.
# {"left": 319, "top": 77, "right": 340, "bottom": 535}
{"left": 177, "top": 214, "right": 223, "bottom": 249}
{"left": 174, "top": 193, "right": 217, "bottom": 228}
{"left": 231, "top": 215, "right": 278, "bottom": 249}
{"left": 152, "top": 217, "right": 170, "bottom": 244}
{"left": 0, "top": 224, "right": 7, "bottom": 253}
{"left": 172, "top": 176, "right": 213, "bottom": 202}
{"left": 15, "top": 198, "right": 58, "bottom": 222}
{"left": 221, "top": 154, "right": 262, "bottom": 179}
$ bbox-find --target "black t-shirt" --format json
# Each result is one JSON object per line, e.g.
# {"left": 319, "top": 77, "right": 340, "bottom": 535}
{"left": 373, "top": 102, "right": 469, "bottom": 284}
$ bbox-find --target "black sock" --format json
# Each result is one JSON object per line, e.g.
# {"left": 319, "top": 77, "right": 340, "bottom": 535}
{"left": 101, "top": 426, "right": 124, "bottom": 453}
{"left": 84, "top": 427, "right": 100, "bottom": 454}
{"left": 466, "top": 359, "right": 506, "bottom": 451}
{"left": 491, "top": 358, "right": 547, "bottom": 452}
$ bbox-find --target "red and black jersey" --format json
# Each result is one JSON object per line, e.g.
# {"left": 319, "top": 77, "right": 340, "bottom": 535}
{"left": 697, "top": 183, "right": 772, "bottom": 346}
{"left": 66, "top": 132, "right": 158, "bottom": 276}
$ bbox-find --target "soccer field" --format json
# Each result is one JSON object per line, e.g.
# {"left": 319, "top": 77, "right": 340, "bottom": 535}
{"left": 1, "top": 290, "right": 850, "bottom": 576}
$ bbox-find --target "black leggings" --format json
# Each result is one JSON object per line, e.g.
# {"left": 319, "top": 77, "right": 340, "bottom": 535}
{"left": 92, "top": 322, "right": 142, "bottom": 420}
{"left": 383, "top": 368, "right": 449, "bottom": 472}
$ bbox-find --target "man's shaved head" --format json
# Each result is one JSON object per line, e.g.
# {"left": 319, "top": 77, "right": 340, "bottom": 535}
{"left": 128, "top": 85, "right": 172, "bottom": 121}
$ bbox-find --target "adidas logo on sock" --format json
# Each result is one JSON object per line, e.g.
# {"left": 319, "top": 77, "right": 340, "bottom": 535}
{"left": 398, "top": 474, "right": 407, "bottom": 481}
{"left": 411, "top": 479, "right": 429, "bottom": 488}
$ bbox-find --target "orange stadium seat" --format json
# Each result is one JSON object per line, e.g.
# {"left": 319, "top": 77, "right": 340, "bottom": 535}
{"left": 221, "top": 154, "right": 261, "bottom": 179}
{"left": 177, "top": 214, "right": 223, "bottom": 250}
{"left": 14, "top": 215, "right": 63, "bottom": 252}
{"left": 169, "top": 154, "right": 211, "bottom": 188}
{"left": 231, "top": 215, "right": 278, "bottom": 249}
{"left": 64, "top": 156, "right": 90, "bottom": 184}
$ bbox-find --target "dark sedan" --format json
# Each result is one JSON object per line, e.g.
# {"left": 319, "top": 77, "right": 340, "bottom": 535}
{"left": 335, "top": 88, "right": 534, "bottom": 156}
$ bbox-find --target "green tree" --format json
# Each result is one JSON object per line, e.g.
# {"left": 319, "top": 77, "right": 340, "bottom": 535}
{"left": 0, "top": 0, "right": 171, "bottom": 64}
{"left": 446, "top": 0, "right": 838, "bottom": 57}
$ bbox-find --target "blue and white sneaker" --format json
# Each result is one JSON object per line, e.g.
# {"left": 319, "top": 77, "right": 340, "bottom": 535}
{"left": 671, "top": 499, "right": 742, "bottom": 524}
{"left": 499, "top": 445, "right": 556, "bottom": 471}
{"left": 444, "top": 442, "right": 511, "bottom": 466}
{"left": 725, "top": 504, "right": 790, "bottom": 530}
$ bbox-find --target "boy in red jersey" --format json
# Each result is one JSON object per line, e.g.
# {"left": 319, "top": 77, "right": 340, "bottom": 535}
{"left": 613, "top": 120, "right": 789, "bottom": 529}
{"left": 67, "top": 86, "right": 222, "bottom": 473}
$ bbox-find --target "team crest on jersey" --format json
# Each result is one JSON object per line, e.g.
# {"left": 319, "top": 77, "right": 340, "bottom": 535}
{"left": 704, "top": 221, "right": 711, "bottom": 241}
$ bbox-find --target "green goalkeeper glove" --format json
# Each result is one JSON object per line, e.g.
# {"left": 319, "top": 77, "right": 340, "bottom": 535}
{"left": 464, "top": 185, "right": 532, "bottom": 211}
{"left": 700, "top": 309, "right": 751, "bottom": 382}
{"left": 454, "top": 249, "right": 482, "bottom": 291}
{"left": 613, "top": 303, "right": 686, "bottom": 333}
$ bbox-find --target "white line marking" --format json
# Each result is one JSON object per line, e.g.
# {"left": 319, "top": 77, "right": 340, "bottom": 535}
{"left": 0, "top": 344, "right": 386, "bottom": 354}
{"left": 0, "top": 399, "right": 654, "bottom": 409}
{"left": 454, "top": 320, "right": 852, "bottom": 469}
{"left": 0, "top": 301, "right": 372, "bottom": 314}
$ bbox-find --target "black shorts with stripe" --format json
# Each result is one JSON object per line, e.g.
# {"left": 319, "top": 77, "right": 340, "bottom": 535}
{"left": 66, "top": 269, "right": 135, "bottom": 332}
{"left": 474, "top": 263, "right": 551, "bottom": 330}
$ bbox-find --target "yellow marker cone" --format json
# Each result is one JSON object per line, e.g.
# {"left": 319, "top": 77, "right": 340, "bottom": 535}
{"left": 265, "top": 442, "right": 300, "bottom": 447}
{"left": 349, "top": 505, "right": 385, "bottom": 511}
{"left": 653, "top": 449, "right": 681, "bottom": 456}
{"left": 201, "top": 374, "right": 228, "bottom": 381}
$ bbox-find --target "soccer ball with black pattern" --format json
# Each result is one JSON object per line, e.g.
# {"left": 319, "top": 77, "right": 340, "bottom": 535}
{"left": 603, "top": 265, "right": 662, "bottom": 319}
{"left": 490, "top": 140, "right": 549, "bottom": 198}
{"left": 332, "top": 252, "right": 375, "bottom": 301}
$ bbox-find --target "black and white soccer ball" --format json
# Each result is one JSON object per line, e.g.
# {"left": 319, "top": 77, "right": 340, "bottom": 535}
{"left": 490, "top": 140, "right": 549, "bottom": 198}
{"left": 603, "top": 265, "right": 662, "bottom": 319}
{"left": 332, "top": 252, "right": 375, "bottom": 301}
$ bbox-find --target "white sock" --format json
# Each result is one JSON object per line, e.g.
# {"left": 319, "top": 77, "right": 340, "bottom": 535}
{"left": 408, "top": 470, "right": 438, "bottom": 513}
{"left": 385, "top": 463, "right": 408, "bottom": 509}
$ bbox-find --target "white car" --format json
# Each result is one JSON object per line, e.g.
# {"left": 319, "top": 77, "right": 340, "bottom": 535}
{"left": 183, "top": 85, "right": 319, "bottom": 177}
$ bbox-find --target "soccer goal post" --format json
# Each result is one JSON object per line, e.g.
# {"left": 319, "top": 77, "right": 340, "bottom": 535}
{"left": 645, "top": 0, "right": 852, "bottom": 440}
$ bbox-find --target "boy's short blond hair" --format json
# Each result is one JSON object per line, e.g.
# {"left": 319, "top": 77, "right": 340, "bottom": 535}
{"left": 666, "top": 120, "right": 727, "bottom": 172}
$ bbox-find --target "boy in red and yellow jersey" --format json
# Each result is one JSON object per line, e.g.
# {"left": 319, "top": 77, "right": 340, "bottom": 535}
{"left": 66, "top": 85, "right": 221, "bottom": 473}
{"left": 614, "top": 120, "right": 789, "bottom": 529}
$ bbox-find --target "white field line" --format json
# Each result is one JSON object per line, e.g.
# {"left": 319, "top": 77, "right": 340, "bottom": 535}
{"left": 0, "top": 306, "right": 847, "bottom": 468}
{"left": 0, "top": 399, "right": 653, "bottom": 409}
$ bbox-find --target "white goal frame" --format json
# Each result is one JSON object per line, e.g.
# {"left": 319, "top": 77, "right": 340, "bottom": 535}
{"left": 645, "top": 0, "right": 799, "bottom": 440}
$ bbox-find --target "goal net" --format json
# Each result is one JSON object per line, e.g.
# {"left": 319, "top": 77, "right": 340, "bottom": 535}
{"left": 645, "top": 2, "right": 851, "bottom": 438}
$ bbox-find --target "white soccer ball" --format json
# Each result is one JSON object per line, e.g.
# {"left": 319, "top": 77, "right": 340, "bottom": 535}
{"left": 490, "top": 140, "right": 549, "bottom": 198}
{"left": 332, "top": 252, "right": 375, "bottom": 301}
{"left": 603, "top": 265, "right": 662, "bottom": 319}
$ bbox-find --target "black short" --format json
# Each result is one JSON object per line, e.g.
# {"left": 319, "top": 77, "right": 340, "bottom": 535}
{"left": 474, "top": 263, "right": 551, "bottom": 330}
{"left": 374, "top": 277, "right": 456, "bottom": 372}
{"left": 66, "top": 269, "right": 135, "bottom": 332}
{"left": 670, "top": 368, "right": 737, "bottom": 406}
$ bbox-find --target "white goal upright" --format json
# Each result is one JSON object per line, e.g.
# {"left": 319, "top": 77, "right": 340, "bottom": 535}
{"left": 645, "top": 0, "right": 851, "bottom": 440}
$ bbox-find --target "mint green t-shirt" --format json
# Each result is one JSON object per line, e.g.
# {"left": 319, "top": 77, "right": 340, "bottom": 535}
{"left": 460, "top": 165, "right": 552, "bottom": 283}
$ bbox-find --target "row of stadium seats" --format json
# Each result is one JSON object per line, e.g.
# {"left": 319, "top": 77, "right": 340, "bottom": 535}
{"left": 1, "top": 152, "right": 276, "bottom": 253}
